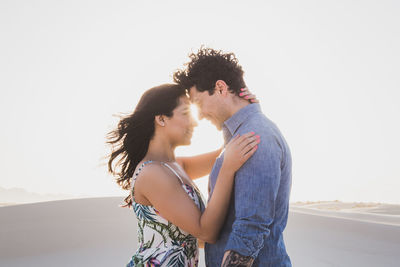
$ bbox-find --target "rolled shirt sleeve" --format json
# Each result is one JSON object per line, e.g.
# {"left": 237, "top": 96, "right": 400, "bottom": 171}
{"left": 224, "top": 133, "right": 282, "bottom": 258}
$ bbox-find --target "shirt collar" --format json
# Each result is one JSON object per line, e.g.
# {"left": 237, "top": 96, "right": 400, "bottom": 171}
{"left": 222, "top": 103, "right": 262, "bottom": 140}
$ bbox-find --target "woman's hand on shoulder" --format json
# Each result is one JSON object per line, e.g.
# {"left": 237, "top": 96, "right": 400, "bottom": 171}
{"left": 222, "top": 132, "right": 260, "bottom": 172}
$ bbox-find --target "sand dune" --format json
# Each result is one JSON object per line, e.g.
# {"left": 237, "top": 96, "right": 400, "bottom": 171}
{"left": 286, "top": 206, "right": 400, "bottom": 266}
{"left": 0, "top": 197, "right": 138, "bottom": 267}
{"left": 1, "top": 198, "right": 399, "bottom": 267}
{"left": 291, "top": 201, "right": 400, "bottom": 227}
{"left": 0, "top": 186, "right": 79, "bottom": 204}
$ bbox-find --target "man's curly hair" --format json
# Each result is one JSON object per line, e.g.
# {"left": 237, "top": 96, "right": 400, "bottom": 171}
{"left": 173, "top": 47, "right": 246, "bottom": 96}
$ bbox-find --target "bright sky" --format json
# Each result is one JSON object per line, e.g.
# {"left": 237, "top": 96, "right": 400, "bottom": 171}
{"left": 1, "top": 0, "right": 399, "bottom": 203}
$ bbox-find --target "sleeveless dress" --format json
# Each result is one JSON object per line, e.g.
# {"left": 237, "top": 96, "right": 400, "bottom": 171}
{"left": 127, "top": 160, "right": 206, "bottom": 267}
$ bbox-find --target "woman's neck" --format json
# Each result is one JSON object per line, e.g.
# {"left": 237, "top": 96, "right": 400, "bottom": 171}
{"left": 144, "top": 135, "right": 176, "bottom": 163}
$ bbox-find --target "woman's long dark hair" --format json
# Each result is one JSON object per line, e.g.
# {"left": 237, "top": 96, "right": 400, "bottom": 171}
{"left": 107, "top": 84, "right": 186, "bottom": 207}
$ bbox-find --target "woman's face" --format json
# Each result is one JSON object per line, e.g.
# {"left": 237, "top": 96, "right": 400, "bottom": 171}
{"left": 165, "top": 95, "right": 198, "bottom": 146}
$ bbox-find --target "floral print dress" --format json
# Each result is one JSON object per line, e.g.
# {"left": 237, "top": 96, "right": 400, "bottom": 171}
{"left": 127, "top": 160, "right": 205, "bottom": 267}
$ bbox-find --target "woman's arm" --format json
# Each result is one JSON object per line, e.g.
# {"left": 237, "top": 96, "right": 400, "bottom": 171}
{"left": 135, "top": 133, "right": 259, "bottom": 243}
{"left": 176, "top": 147, "right": 223, "bottom": 180}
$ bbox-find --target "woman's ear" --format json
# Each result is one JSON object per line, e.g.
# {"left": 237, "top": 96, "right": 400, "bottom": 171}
{"left": 155, "top": 115, "right": 165, "bottom": 127}
{"left": 215, "top": 80, "right": 229, "bottom": 96}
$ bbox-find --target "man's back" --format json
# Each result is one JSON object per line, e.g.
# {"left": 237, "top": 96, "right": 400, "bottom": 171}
{"left": 205, "top": 103, "right": 292, "bottom": 267}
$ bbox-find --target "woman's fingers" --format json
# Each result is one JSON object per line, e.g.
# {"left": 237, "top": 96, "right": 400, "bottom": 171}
{"left": 245, "top": 93, "right": 259, "bottom": 102}
{"left": 239, "top": 87, "right": 259, "bottom": 103}
{"left": 227, "top": 133, "right": 241, "bottom": 146}
{"left": 239, "top": 88, "right": 251, "bottom": 99}
{"left": 236, "top": 132, "right": 256, "bottom": 146}
{"left": 223, "top": 131, "right": 259, "bottom": 171}
{"left": 248, "top": 94, "right": 259, "bottom": 103}
{"left": 241, "top": 137, "right": 260, "bottom": 155}
{"left": 238, "top": 134, "right": 259, "bottom": 148}
{"left": 242, "top": 143, "right": 258, "bottom": 160}
{"left": 228, "top": 131, "right": 259, "bottom": 157}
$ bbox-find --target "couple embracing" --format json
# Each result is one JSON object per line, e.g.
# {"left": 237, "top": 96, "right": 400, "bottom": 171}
{"left": 108, "top": 47, "right": 292, "bottom": 267}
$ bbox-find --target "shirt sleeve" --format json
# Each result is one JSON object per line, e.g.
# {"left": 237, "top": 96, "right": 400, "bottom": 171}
{"left": 224, "top": 133, "right": 282, "bottom": 258}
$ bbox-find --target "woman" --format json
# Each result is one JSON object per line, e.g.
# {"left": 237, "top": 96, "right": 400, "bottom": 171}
{"left": 108, "top": 84, "right": 259, "bottom": 267}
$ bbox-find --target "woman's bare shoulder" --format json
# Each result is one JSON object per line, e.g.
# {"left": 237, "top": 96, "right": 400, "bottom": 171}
{"left": 134, "top": 162, "right": 181, "bottom": 191}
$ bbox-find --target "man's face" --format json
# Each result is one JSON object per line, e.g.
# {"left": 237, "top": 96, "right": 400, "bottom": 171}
{"left": 189, "top": 86, "right": 224, "bottom": 130}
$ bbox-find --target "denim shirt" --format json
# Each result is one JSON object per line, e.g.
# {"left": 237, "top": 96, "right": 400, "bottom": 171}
{"left": 205, "top": 103, "right": 292, "bottom": 267}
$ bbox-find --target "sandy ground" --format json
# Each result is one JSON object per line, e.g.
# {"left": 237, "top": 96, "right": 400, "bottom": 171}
{"left": 1, "top": 198, "right": 399, "bottom": 267}
{"left": 285, "top": 202, "right": 400, "bottom": 267}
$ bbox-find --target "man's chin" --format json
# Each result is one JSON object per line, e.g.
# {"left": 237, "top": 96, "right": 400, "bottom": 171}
{"left": 208, "top": 119, "right": 222, "bottom": 131}
{"left": 178, "top": 140, "right": 191, "bottom": 147}
{"left": 214, "top": 123, "right": 223, "bottom": 131}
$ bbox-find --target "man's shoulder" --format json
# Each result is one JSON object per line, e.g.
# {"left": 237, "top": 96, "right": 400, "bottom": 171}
{"left": 236, "top": 112, "right": 289, "bottom": 153}
{"left": 237, "top": 111, "right": 276, "bottom": 136}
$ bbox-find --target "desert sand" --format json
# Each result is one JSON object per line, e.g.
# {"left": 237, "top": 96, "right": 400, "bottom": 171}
{"left": 1, "top": 198, "right": 399, "bottom": 267}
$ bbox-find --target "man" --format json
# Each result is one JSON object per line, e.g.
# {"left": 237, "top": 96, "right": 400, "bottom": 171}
{"left": 173, "top": 48, "right": 292, "bottom": 267}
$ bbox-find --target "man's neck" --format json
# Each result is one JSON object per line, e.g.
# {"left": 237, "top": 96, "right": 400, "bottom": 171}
{"left": 226, "top": 98, "right": 250, "bottom": 119}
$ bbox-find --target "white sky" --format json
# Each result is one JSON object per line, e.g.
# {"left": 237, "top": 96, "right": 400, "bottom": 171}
{"left": 1, "top": 0, "right": 399, "bottom": 203}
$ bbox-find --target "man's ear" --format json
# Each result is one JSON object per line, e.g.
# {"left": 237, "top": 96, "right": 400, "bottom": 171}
{"left": 215, "top": 80, "right": 229, "bottom": 96}
{"left": 155, "top": 115, "right": 166, "bottom": 127}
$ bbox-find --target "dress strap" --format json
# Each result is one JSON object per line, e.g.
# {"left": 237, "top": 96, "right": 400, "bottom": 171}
{"left": 132, "top": 160, "right": 153, "bottom": 181}
{"left": 131, "top": 160, "right": 184, "bottom": 185}
{"left": 161, "top": 162, "right": 185, "bottom": 185}
{"left": 131, "top": 160, "right": 153, "bottom": 197}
